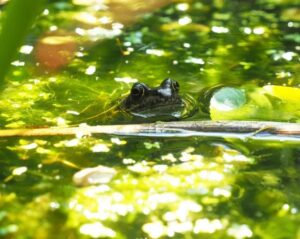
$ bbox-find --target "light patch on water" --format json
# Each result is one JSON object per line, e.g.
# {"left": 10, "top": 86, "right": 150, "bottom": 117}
{"left": 75, "top": 27, "right": 85, "bottom": 36}
{"left": 143, "top": 221, "right": 165, "bottom": 239}
{"left": 56, "top": 117, "right": 67, "bottom": 126}
{"left": 68, "top": 199, "right": 77, "bottom": 209}
{"left": 149, "top": 193, "right": 178, "bottom": 204}
{"left": 65, "top": 139, "right": 80, "bottom": 147}
{"left": 278, "top": 203, "right": 298, "bottom": 215}
{"left": 69, "top": 200, "right": 83, "bottom": 211}
{"left": 114, "top": 77, "right": 138, "bottom": 83}
{"left": 194, "top": 218, "right": 224, "bottom": 233}
{"left": 76, "top": 27, "right": 122, "bottom": 41}
{"left": 11, "top": 61, "right": 25, "bottom": 66}
{"left": 163, "top": 175, "right": 181, "bottom": 187}
{"left": 291, "top": 208, "right": 298, "bottom": 214}
{"left": 227, "top": 224, "right": 253, "bottom": 238}
{"left": 12, "top": 166, "right": 27, "bottom": 176}
{"left": 187, "top": 186, "right": 209, "bottom": 195}
{"left": 49, "top": 77, "right": 57, "bottom": 82}
{"left": 153, "top": 164, "right": 168, "bottom": 173}
{"left": 282, "top": 51, "right": 296, "bottom": 61}
{"left": 66, "top": 110, "right": 80, "bottom": 115}
{"left": 21, "top": 143, "right": 38, "bottom": 150}
{"left": 112, "top": 22, "right": 124, "bottom": 30}
{"left": 122, "top": 158, "right": 136, "bottom": 164}
{"left": 111, "top": 203, "right": 134, "bottom": 216}
{"left": 141, "top": 207, "right": 150, "bottom": 215}
{"left": 211, "top": 26, "right": 229, "bottom": 33}
{"left": 183, "top": 43, "right": 191, "bottom": 48}
{"left": 222, "top": 152, "right": 253, "bottom": 163}
{"left": 82, "top": 210, "right": 102, "bottom": 220}
{"left": 19, "top": 45, "right": 33, "bottom": 54}
{"left": 199, "top": 170, "right": 224, "bottom": 181}
{"left": 36, "top": 147, "right": 51, "bottom": 154}
{"left": 99, "top": 16, "right": 111, "bottom": 24}
{"left": 243, "top": 27, "right": 252, "bottom": 34}
{"left": 282, "top": 203, "right": 290, "bottom": 210}
{"left": 25, "top": 84, "right": 33, "bottom": 90}
{"left": 83, "top": 185, "right": 111, "bottom": 197}
{"left": 146, "top": 49, "right": 166, "bottom": 56}
{"left": 278, "top": 203, "right": 291, "bottom": 216}
{"left": 167, "top": 221, "right": 193, "bottom": 236}
{"left": 41, "top": 36, "right": 74, "bottom": 45}
{"left": 127, "top": 162, "right": 151, "bottom": 173}
{"left": 176, "top": 3, "right": 189, "bottom": 11}
{"left": 180, "top": 152, "right": 192, "bottom": 162}
{"left": 163, "top": 211, "right": 177, "bottom": 221}
{"left": 184, "top": 147, "right": 195, "bottom": 153}
{"left": 49, "top": 25, "right": 58, "bottom": 31}
{"left": 72, "top": 0, "right": 107, "bottom": 9}
{"left": 253, "top": 27, "right": 265, "bottom": 35}
{"left": 75, "top": 51, "right": 84, "bottom": 57}
{"left": 213, "top": 187, "right": 231, "bottom": 197}
{"left": 172, "top": 201, "right": 202, "bottom": 222}
{"left": 31, "top": 79, "right": 40, "bottom": 84}
{"left": 123, "top": 41, "right": 131, "bottom": 47}
{"left": 111, "top": 192, "right": 124, "bottom": 202}
{"left": 79, "top": 222, "right": 116, "bottom": 238}
{"left": 94, "top": 198, "right": 113, "bottom": 218}
{"left": 144, "top": 141, "right": 160, "bottom": 149}
{"left": 0, "top": 224, "right": 18, "bottom": 234}
{"left": 126, "top": 47, "right": 134, "bottom": 52}
{"left": 50, "top": 201, "right": 60, "bottom": 209}
{"left": 179, "top": 152, "right": 203, "bottom": 162}
{"left": 178, "top": 16, "right": 192, "bottom": 25}
{"left": 275, "top": 71, "right": 292, "bottom": 78}
{"left": 184, "top": 56, "right": 205, "bottom": 65}
{"left": 111, "top": 137, "right": 126, "bottom": 145}
{"left": 85, "top": 65, "right": 96, "bottom": 75}
{"left": 42, "top": 9, "right": 49, "bottom": 15}
{"left": 161, "top": 153, "right": 177, "bottom": 162}
{"left": 91, "top": 144, "right": 110, "bottom": 152}
{"left": 76, "top": 12, "right": 98, "bottom": 25}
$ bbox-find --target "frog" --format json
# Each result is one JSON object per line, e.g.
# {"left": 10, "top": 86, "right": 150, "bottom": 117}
{"left": 119, "top": 78, "right": 198, "bottom": 121}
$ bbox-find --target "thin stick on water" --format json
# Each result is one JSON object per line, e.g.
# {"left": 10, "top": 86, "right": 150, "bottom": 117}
{"left": 0, "top": 121, "right": 299, "bottom": 142}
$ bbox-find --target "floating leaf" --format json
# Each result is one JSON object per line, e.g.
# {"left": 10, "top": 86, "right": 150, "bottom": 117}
{"left": 263, "top": 85, "right": 300, "bottom": 104}
{"left": 210, "top": 87, "right": 247, "bottom": 112}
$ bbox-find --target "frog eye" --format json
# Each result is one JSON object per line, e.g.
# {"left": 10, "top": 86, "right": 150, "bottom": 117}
{"left": 161, "top": 78, "right": 180, "bottom": 92}
{"left": 131, "top": 83, "right": 145, "bottom": 100}
{"left": 171, "top": 80, "right": 180, "bottom": 92}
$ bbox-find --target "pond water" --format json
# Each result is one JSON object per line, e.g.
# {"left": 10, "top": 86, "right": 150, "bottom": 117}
{"left": 0, "top": 0, "right": 300, "bottom": 238}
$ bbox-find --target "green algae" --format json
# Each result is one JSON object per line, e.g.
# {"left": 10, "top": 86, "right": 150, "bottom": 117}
{"left": 0, "top": 0, "right": 300, "bottom": 238}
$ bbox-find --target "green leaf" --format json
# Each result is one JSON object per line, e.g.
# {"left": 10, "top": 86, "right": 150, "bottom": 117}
{"left": 0, "top": 0, "right": 46, "bottom": 83}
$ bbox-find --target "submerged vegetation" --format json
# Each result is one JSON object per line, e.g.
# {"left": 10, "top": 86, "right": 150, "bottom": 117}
{"left": 0, "top": 0, "right": 299, "bottom": 238}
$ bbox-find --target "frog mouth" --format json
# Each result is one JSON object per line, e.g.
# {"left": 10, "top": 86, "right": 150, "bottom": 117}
{"left": 120, "top": 94, "right": 198, "bottom": 120}
{"left": 129, "top": 102, "right": 185, "bottom": 119}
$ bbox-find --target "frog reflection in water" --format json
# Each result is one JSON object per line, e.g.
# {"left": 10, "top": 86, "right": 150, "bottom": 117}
{"left": 119, "top": 78, "right": 196, "bottom": 121}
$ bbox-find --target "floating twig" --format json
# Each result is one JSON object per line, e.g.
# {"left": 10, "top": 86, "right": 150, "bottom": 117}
{"left": 0, "top": 121, "right": 299, "bottom": 142}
